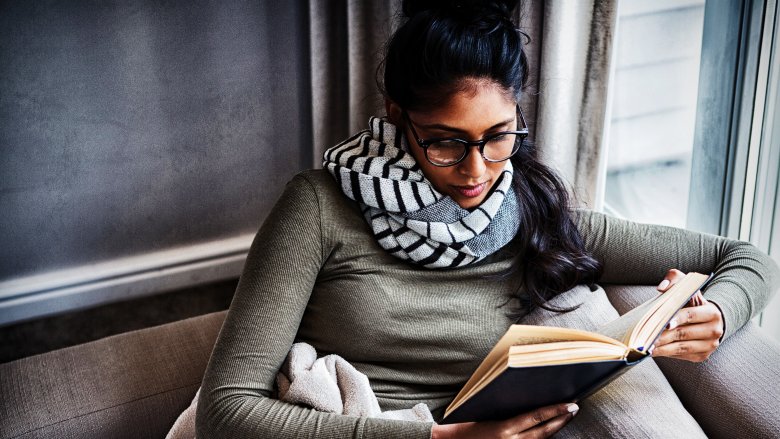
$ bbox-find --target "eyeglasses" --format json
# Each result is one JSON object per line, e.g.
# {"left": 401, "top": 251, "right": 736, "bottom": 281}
{"left": 403, "top": 104, "right": 528, "bottom": 167}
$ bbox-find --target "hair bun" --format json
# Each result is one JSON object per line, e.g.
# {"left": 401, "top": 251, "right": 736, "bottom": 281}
{"left": 402, "top": 0, "right": 518, "bottom": 20}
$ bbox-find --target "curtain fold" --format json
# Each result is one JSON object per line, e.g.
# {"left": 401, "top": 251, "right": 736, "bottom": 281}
{"left": 517, "top": 0, "right": 543, "bottom": 147}
{"left": 535, "top": 0, "right": 618, "bottom": 208}
{"left": 308, "top": 0, "right": 401, "bottom": 167}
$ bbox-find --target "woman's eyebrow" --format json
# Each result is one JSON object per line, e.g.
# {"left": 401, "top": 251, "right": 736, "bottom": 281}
{"left": 418, "top": 117, "right": 515, "bottom": 134}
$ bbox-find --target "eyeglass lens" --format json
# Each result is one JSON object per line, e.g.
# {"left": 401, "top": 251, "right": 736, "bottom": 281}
{"left": 426, "top": 134, "right": 521, "bottom": 166}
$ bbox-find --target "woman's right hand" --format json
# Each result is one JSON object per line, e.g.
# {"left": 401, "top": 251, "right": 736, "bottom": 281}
{"left": 431, "top": 403, "right": 578, "bottom": 439}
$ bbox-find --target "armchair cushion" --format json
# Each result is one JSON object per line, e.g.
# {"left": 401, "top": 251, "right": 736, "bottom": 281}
{"left": 603, "top": 284, "right": 780, "bottom": 439}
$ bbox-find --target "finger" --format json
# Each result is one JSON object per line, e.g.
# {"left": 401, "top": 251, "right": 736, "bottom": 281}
{"left": 510, "top": 403, "right": 578, "bottom": 432}
{"left": 657, "top": 269, "right": 686, "bottom": 293}
{"left": 686, "top": 291, "right": 705, "bottom": 308}
{"left": 651, "top": 339, "right": 719, "bottom": 360}
{"left": 655, "top": 322, "right": 725, "bottom": 346}
{"left": 666, "top": 303, "right": 721, "bottom": 329}
{"left": 521, "top": 412, "right": 575, "bottom": 439}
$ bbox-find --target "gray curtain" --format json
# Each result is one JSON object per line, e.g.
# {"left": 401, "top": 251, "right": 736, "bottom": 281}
{"left": 309, "top": 0, "right": 401, "bottom": 165}
{"left": 535, "top": 0, "right": 618, "bottom": 208}
{"left": 0, "top": 0, "right": 615, "bottom": 325}
{"left": 517, "top": 0, "right": 544, "bottom": 146}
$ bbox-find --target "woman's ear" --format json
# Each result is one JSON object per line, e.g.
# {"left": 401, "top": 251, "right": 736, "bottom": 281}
{"left": 385, "top": 99, "right": 402, "bottom": 126}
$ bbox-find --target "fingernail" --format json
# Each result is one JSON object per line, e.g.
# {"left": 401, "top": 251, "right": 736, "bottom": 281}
{"left": 657, "top": 279, "right": 670, "bottom": 291}
{"left": 667, "top": 318, "right": 678, "bottom": 330}
{"left": 567, "top": 403, "right": 579, "bottom": 415}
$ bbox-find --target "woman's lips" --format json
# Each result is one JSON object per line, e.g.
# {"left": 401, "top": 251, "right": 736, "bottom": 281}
{"left": 453, "top": 182, "right": 487, "bottom": 198}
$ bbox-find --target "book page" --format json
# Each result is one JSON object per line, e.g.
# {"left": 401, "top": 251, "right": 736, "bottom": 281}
{"left": 508, "top": 341, "right": 627, "bottom": 367}
{"left": 447, "top": 325, "right": 626, "bottom": 414}
{"left": 596, "top": 298, "right": 659, "bottom": 342}
{"left": 503, "top": 325, "right": 627, "bottom": 346}
{"left": 597, "top": 273, "right": 712, "bottom": 352}
{"left": 630, "top": 272, "right": 712, "bottom": 350}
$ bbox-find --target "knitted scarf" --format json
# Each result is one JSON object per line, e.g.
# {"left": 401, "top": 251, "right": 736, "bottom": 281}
{"left": 323, "top": 117, "right": 520, "bottom": 269}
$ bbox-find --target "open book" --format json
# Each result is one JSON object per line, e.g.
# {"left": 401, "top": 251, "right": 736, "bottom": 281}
{"left": 441, "top": 272, "right": 713, "bottom": 424}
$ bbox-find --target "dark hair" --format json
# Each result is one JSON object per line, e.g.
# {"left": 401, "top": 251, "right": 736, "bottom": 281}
{"left": 378, "top": 0, "right": 602, "bottom": 318}
{"left": 379, "top": 0, "right": 528, "bottom": 111}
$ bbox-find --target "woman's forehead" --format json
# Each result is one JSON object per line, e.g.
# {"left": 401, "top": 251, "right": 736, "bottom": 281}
{"left": 409, "top": 84, "right": 517, "bottom": 133}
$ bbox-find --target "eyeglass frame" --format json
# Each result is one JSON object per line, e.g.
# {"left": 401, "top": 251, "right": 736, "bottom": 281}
{"left": 402, "top": 104, "right": 529, "bottom": 167}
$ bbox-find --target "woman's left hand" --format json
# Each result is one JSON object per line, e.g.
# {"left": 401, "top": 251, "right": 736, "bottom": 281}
{"left": 650, "top": 269, "right": 724, "bottom": 362}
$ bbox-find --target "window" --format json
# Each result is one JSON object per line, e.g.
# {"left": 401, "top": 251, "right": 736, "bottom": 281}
{"left": 605, "top": 0, "right": 780, "bottom": 341}
{"left": 604, "top": 0, "right": 706, "bottom": 228}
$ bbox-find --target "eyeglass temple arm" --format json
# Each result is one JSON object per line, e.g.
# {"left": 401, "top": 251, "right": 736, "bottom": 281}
{"left": 516, "top": 104, "right": 528, "bottom": 133}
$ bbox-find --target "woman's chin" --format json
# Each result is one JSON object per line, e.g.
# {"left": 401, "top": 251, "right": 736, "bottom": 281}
{"left": 453, "top": 194, "right": 487, "bottom": 210}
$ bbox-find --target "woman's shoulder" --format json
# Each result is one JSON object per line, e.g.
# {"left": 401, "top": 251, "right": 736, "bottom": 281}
{"left": 292, "top": 168, "right": 337, "bottom": 189}
{"left": 283, "top": 168, "right": 364, "bottom": 224}
{"left": 286, "top": 168, "right": 348, "bottom": 205}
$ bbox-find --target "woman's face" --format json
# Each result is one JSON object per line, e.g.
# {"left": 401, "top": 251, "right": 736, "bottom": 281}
{"left": 395, "top": 82, "right": 518, "bottom": 210}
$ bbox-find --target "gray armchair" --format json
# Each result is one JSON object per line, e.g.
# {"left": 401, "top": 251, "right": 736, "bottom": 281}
{"left": 1, "top": 285, "right": 778, "bottom": 438}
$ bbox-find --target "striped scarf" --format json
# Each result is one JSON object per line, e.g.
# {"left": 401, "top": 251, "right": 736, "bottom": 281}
{"left": 323, "top": 117, "right": 520, "bottom": 269}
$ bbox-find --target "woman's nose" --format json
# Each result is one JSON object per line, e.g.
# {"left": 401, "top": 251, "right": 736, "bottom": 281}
{"left": 458, "top": 145, "right": 486, "bottom": 178}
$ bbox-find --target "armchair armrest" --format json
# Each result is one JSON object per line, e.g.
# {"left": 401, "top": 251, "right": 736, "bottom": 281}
{"left": 0, "top": 310, "right": 226, "bottom": 439}
{"left": 604, "top": 285, "right": 780, "bottom": 439}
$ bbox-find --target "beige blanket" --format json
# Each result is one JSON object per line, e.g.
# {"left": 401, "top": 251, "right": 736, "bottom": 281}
{"left": 166, "top": 342, "right": 434, "bottom": 438}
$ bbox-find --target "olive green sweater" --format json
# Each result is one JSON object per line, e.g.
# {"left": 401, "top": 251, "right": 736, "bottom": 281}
{"left": 196, "top": 169, "right": 779, "bottom": 438}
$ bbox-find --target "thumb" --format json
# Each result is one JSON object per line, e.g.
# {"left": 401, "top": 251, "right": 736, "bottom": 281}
{"left": 657, "top": 268, "right": 686, "bottom": 293}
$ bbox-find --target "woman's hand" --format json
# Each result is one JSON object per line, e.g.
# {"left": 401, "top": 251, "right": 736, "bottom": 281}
{"left": 431, "top": 403, "right": 578, "bottom": 439}
{"left": 651, "top": 269, "right": 724, "bottom": 362}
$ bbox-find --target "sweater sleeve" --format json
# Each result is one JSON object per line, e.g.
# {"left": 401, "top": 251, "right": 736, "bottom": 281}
{"left": 576, "top": 209, "right": 780, "bottom": 340}
{"left": 195, "top": 173, "right": 434, "bottom": 439}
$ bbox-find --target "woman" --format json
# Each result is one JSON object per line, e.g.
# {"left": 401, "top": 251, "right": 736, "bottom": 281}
{"left": 196, "top": 1, "right": 778, "bottom": 438}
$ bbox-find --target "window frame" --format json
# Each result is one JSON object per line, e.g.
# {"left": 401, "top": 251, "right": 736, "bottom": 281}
{"left": 687, "top": 0, "right": 780, "bottom": 336}
{"left": 687, "top": 0, "right": 772, "bottom": 237}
